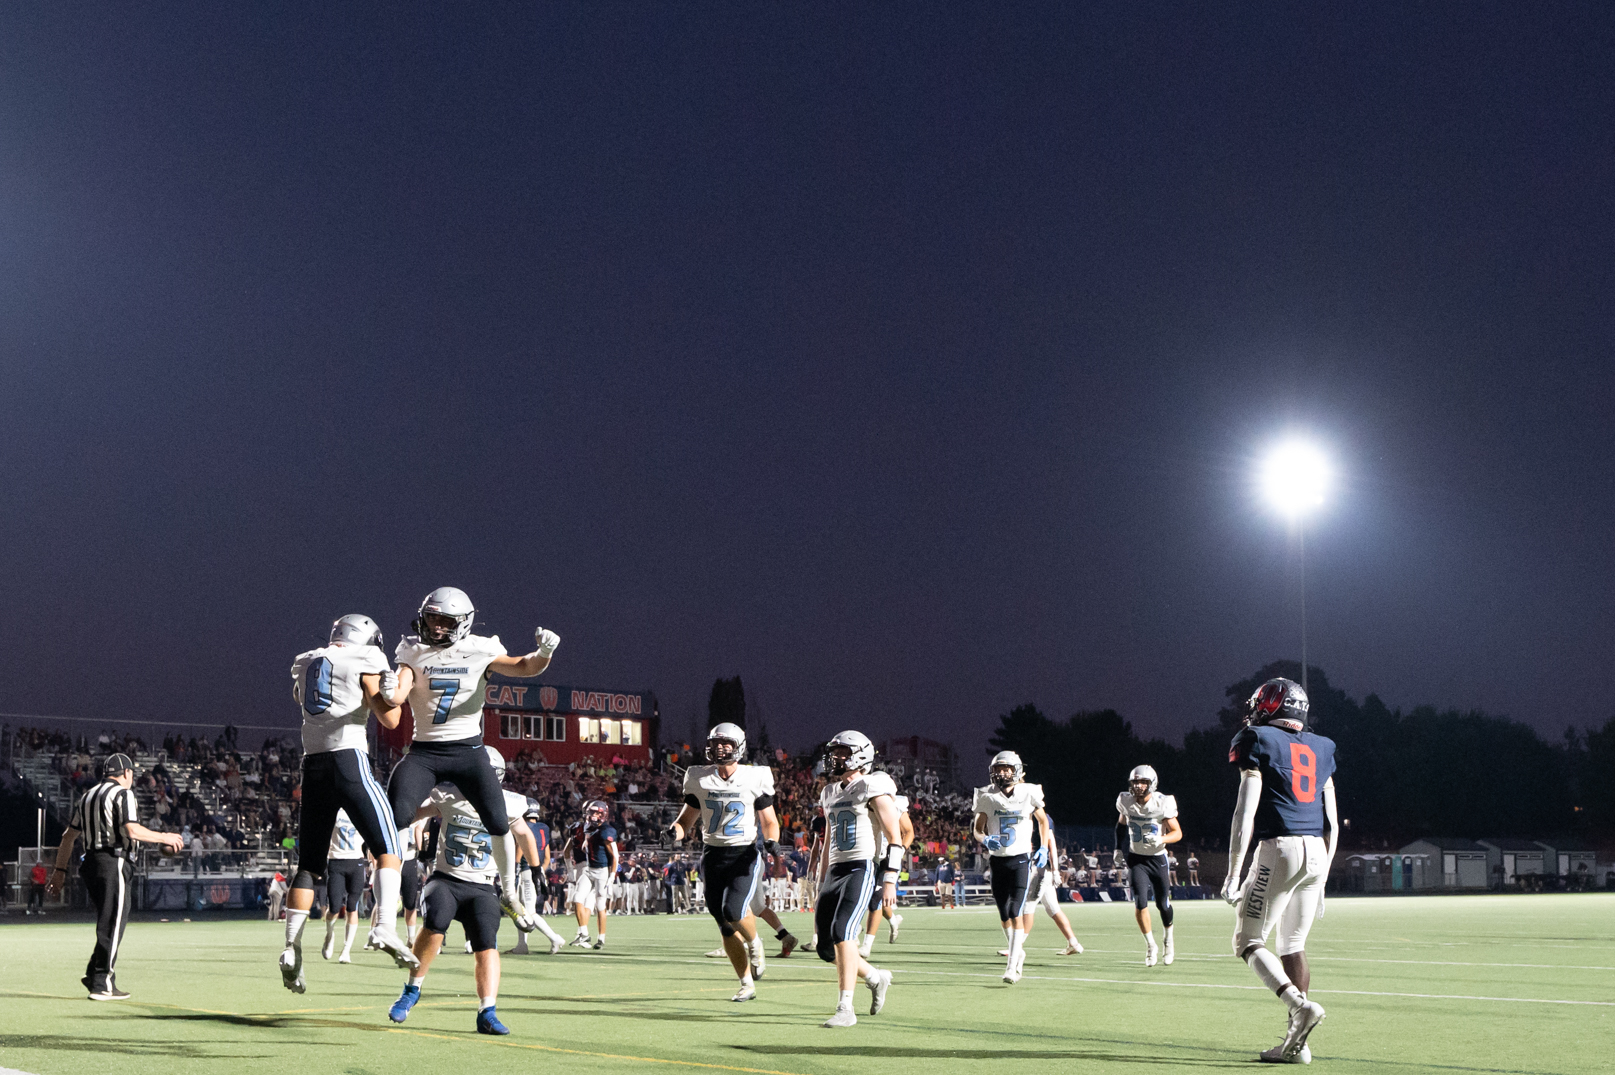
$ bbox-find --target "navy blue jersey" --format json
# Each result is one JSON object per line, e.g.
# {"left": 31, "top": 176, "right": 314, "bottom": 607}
{"left": 529, "top": 820, "right": 550, "bottom": 864}
{"left": 1229, "top": 724, "right": 1337, "bottom": 839}
{"left": 584, "top": 825, "right": 617, "bottom": 868}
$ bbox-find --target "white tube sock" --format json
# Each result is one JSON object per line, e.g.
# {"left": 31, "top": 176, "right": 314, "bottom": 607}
{"left": 1246, "top": 946, "right": 1304, "bottom": 1009}
{"left": 373, "top": 866, "right": 401, "bottom": 933}
{"left": 491, "top": 832, "right": 517, "bottom": 895}
{"left": 285, "top": 908, "right": 308, "bottom": 952}
{"left": 342, "top": 920, "right": 358, "bottom": 955}
{"left": 1008, "top": 927, "right": 1026, "bottom": 966}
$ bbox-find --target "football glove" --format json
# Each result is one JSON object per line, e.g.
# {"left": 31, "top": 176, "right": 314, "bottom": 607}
{"left": 1032, "top": 847, "right": 1048, "bottom": 868}
{"left": 534, "top": 628, "right": 560, "bottom": 659}
{"left": 1221, "top": 872, "right": 1243, "bottom": 905}
{"left": 377, "top": 669, "right": 398, "bottom": 700}
{"left": 983, "top": 835, "right": 1004, "bottom": 853}
{"left": 763, "top": 839, "right": 781, "bottom": 858}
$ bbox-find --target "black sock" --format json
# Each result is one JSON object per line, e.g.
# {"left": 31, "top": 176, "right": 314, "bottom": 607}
{"left": 776, "top": 928, "right": 790, "bottom": 939}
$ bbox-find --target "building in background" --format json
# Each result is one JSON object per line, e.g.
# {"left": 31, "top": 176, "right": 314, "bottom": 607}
{"left": 878, "top": 736, "right": 960, "bottom": 793}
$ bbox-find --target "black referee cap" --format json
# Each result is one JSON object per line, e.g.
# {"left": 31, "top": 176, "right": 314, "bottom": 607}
{"left": 101, "top": 753, "right": 139, "bottom": 778}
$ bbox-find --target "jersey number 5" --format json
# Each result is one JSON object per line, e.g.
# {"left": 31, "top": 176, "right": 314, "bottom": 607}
{"left": 1288, "top": 743, "right": 1317, "bottom": 803}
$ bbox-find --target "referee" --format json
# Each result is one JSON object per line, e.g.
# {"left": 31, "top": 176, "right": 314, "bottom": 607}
{"left": 46, "top": 753, "right": 185, "bottom": 1000}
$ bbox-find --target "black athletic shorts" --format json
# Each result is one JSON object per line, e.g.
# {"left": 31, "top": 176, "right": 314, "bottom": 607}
{"left": 295, "top": 748, "right": 400, "bottom": 886}
{"left": 400, "top": 858, "right": 423, "bottom": 912}
{"left": 326, "top": 859, "right": 366, "bottom": 914}
{"left": 388, "top": 737, "right": 511, "bottom": 838}
{"left": 1129, "top": 854, "right": 1173, "bottom": 911}
{"left": 702, "top": 844, "right": 763, "bottom": 936}
{"left": 989, "top": 853, "right": 1032, "bottom": 922}
{"left": 421, "top": 872, "right": 503, "bottom": 952}
{"left": 814, "top": 860, "right": 875, "bottom": 963}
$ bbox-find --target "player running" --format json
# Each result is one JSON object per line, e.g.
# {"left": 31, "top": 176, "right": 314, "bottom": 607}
{"left": 859, "top": 790, "right": 913, "bottom": 955}
{"left": 387, "top": 747, "right": 542, "bottom": 1035}
{"left": 282, "top": 614, "right": 416, "bottom": 993}
{"left": 380, "top": 587, "right": 555, "bottom": 936}
{"left": 320, "top": 811, "right": 368, "bottom": 964}
{"left": 1222, "top": 677, "right": 1338, "bottom": 1064}
{"left": 814, "top": 731, "right": 899, "bottom": 1028}
{"left": 1116, "top": 764, "right": 1182, "bottom": 966}
{"left": 669, "top": 723, "right": 782, "bottom": 1002}
{"left": 973, "top": 750, "right": 1051, "bottom": 984}
{"left": 507, "top": 797, "right": 565, "bottom": 955}
{"left": 563, "top": 800, "right": 619, "bottom": 948}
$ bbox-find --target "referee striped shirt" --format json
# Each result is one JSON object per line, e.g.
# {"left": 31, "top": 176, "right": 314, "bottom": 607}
{"left": 69, "top": 780, "right": 139, "bottom": 852}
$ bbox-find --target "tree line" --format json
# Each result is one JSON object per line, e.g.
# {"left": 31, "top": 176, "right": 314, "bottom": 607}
{"left": 988, "top": 660, "right": 1615, "bottom": 850}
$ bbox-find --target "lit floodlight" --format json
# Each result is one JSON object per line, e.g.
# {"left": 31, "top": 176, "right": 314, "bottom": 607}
{"left": 1258, "top": 439, "right": 1330, "bottom": 518}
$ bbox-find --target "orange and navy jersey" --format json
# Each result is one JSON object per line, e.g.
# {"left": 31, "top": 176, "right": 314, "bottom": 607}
{"left": 1229, "top": 725, "right": 1337, "bottom": 839}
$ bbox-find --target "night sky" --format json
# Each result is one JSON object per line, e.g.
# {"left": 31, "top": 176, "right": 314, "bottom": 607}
{"left": 4, "top": 5, "right": 1613, "bottom": 758}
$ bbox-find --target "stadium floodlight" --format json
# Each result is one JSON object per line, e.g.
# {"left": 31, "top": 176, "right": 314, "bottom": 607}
{"left": 1258, "top": 439, "right": 1330, "bottom": 519}
{"left": 1256, "top": 436, "right": 1332, "bottom": 697}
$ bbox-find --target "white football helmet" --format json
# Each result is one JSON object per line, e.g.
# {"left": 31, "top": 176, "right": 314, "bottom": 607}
{"left": 484, "top": 745, "right": 506, "bottom": 782}
{"left": 413, "top": 587, "right": 475, "bottom": 647}
{"left": 825, "top": 730, "right": 875, "bottom": 775}
{"left": 989, "top": 750, "right": 1024, "bottom": 791}
{"left": 1129, "top": 764, "right": 1158, "bottom": 795}
{"left": 329, "top": 614, "right": 382, "bottom": 648}
{"left": 706, "top": 722, "right": 746, "bottom": 764}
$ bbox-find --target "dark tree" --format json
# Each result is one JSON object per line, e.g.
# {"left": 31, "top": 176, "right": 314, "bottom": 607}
{"left": 707, "top": 676, "right": 746, "bottom": 732}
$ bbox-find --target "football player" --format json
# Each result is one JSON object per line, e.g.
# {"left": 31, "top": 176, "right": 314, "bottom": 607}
{"left": 562, "top": 799, "right": 619, "bottom": 948}
{"left": 379, "top": 587, "right": 555, "bottom": 936}
{"left": 1222, "top": 677, "right": 1338, "bottom": 1064}
{"left": 387, "top": 747, "right": 541, "bottom": 1035}
{"left": 1115, "top": 764, "right": 1182, "bottom": 966}
{"left": 282, "top": 614, "right": 416, "bottom": 993}
{"left": 972, "top": 750, "right": 1051, "bottom": 983}
{"left": 320, "top": 810, "right": 367, "bottom": 963}
{"left": 507, "top": 797, "right": 565, "bottom": 955}
{"left": 670, "top": 723, "right": 781, "bottom": 1002}
{"left": 1004, "top": 816, "right": 1083, "bottom": 957}
{"left": 814, "top": 731, "right": 899, "bottom": 1028}
{"left": 859, "top": 788, "right": 913, "bottom": 955}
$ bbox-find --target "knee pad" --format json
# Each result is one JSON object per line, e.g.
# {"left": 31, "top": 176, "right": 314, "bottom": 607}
{"left": 292, "top": 870, "right": 320, "bottom": 892}
{"left": 816, "top": 936, "right": 838, "bottom": 963}
{"left": 1237, "top": 939, "right": 1264, "bottom": 960}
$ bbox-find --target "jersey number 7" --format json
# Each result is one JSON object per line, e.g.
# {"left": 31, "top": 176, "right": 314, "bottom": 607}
{"left": 429, "top": 678, "right": 460, "bottom": 724}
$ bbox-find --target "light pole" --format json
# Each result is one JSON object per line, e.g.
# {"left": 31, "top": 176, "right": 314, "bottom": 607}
{"left": 1258, "top": 439, "right": 1330, "bottom": 696}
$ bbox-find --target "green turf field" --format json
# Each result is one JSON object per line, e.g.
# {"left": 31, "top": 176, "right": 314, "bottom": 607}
{"left": 0, "top": 895, "right": 1609, "bottom": 1074}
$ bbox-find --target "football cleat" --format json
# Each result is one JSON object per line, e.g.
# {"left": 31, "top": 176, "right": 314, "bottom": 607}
{"left": 1163, "top": 927, "right": 1175, "bottom": 965}
{"left": 279, "top": 948, "right": 305, "bottom": 994}
{"left": 1278, "top": 1000, "right": 1326, "bottom": 1060}
{"left": 779, "top": 933, "right": 799, "bottom": 958}
{"left": 88, "top": 987, "right": 132, "bottom": 1001}
{"left": 591, "top": 937, "right": 605, "bottom": 950}
{"left": 1261, "top": 1044, "right": 1312, "bottom": 1064}
{"left": 338, "top": 952, "right": 352, "bottom": 964}
{"left": 888, "top": 913, "right": 903, "bottom": 942}
{"left": 997, "top": 948, "right": 1010, "bottom": 957}
{"left": 821, "top": 1007, "right": 858, "bottom": 1028}
{"left": 867, "top": 969, "right": 891, "bottom": 1014}
{"left": 570, "top": 934, "right": 593, "bottom": 948}
{"left": 731, "top": 983, "right": 757, "bottom": 1003}
{"left": 322, "top": 934, "right": 335, "bottom": 961}
{"left": 506, "top": 940, "right": 531, "bottom": 955}
{"left": 1144, "top": 938, "right": 1159, "bottom": 967}
{"left": 704, "top": 947, "right": 726, "bottom": 958}
{"left": 388, "top": 985, "right": 420, "bottom": 1023}
{"left": 1002, "top": 966, "right": 1021, "bottom": 985}
{"left": 500, "top": 893, "right": 540, "bottom": 933}
{"left": 476, "top": 1006, "right": 510, "bottom": 1035}
{"left": 1061, "top": 939, "right": 1084, "bottom": 955}
{"left": 750, "top": 940, "right": 766, "bottom": 980}
{"left": 548, "top": 936, "right": 563, "bottom": 955}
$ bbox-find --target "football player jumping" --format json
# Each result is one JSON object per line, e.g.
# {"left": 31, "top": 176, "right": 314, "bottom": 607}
{"left": 973, "top": 750, "right": 1052, "bottom": 984}
{"left": 379, "top": 587, "right": 554, "bottom": 936}
{"left": 814, "top": 732, "right": 899, "bottom": 1028}
{"left": 1116, "top": 764, "right": 1182, "bottom": 966}
{"left": 282, "top": 614, "right": 417, "bottom": 993}
{"left": 1223, "top": 677, "right": 1339, "bottom": 1064}
{"left": 388, "top": 747, "right": 541, "bottom": 1035}
{"left": 669, "top": 723, "right": 782, "bottom": 1002}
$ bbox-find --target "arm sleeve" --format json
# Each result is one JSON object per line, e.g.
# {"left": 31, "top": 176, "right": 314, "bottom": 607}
{"left": 682, "top": 793, "right": 701, "bottom": 810}
{"left": 1115, "top": 822, "right": 1130, "bottom": 856}
{"left": 753, "top": 794, "right": 775, "bottom": 810}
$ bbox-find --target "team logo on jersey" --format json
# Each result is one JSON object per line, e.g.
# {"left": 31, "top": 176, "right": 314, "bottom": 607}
{"left": 427, "top": 665, "right": 470, "bottom": 675}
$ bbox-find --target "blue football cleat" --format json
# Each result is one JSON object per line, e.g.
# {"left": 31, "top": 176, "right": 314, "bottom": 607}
{"left": 476, "top": 1006, "right": 510, "bottom": 1035}
{"left": 389, "top": 984, "right": 420, "bottom": 1023}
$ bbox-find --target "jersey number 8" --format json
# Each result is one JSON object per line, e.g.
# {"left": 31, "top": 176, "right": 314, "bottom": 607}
{"left": 1288, "top": 743, "right": 1318, "bottom": 803}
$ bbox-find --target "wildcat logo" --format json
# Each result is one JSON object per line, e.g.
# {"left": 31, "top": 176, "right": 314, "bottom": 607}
{"left": 539, "top": 686, "right": 558, "bottom": 710}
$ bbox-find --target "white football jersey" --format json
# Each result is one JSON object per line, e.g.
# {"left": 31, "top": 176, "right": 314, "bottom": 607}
{"left": 973, "top": 782, "right": 1046, "bottom": 857}
{"left": 328, "top": 809, "right": 364, "bottom": 861}
{"left": 1117, "top": 791, "right": 1178, "bottom": 856}
{"left": 874, "top": 794, "right": 910, "bottom": 856}
{"left": 423, "top": 786, "right": 527, "bottom": 885}
{"left": 682, "top": 763, "right": 776, "bottom": 848}
{"left": 395, "top": 634, "right": 507, "bottom": 743}
{"left": 820, "top": 770, "right": 899, "bottom": 866}
{"left": 291, "top": 643, "right": 391, "bottom": 754}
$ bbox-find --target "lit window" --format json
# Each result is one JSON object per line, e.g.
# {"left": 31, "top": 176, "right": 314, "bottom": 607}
{"left": 578, "top": 718, "right": 600, "bottom": 744}
{"left": 601, "top": 719, "right": 619, "bottom": 745}
{"left": 624, "top": 720, "right": 642, "bottom": 746}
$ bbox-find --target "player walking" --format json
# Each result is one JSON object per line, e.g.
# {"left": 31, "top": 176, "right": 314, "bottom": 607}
{"left": 507, "top": 797, "right": 565, "bottom": 955}
{"left": 972, "top": 750, "right": 1051, "bottom": 984}
{"left": 381, "top": 587, "right": 554, "bottom": 936}
{"left": 320, "top": 810, "right": 367, "bottom": 963}
{"left": 1005, "top": 817, "right": 1083, "bottom": 957}
{"left": 814, "top": 731, "right": 899, "bottom": 1028}
{"left": 387, "top": 747, "right": 541, "bottom": 1035}
{"left": 859, "top": 792, "right": 913, "bottom": 955}
{"left": 1116, "top": 764, "right": 1182, "bottom": 966}
{"left": 563, "top": 800, "right": 619, "bottom": 948}
{"left": 282, "top": 614, "right": 416, "bottom": 993}
{"left": 669, "top": 723, "right": 781, "bottom": 1002}
{"left": 1222, "top": 677, "right": 1338, "bottom": 1064}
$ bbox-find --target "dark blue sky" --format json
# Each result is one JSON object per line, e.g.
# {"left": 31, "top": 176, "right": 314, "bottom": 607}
{"left": 3, "top": 4, "right": 1612, "bottom": 757}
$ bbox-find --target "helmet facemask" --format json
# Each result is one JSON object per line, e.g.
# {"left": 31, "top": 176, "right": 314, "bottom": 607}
{"left": 990, "top": 765, "right": 1018, "bottom": 792}
{"left": 706, "top": 738, "right": 741, "bottom": 764}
